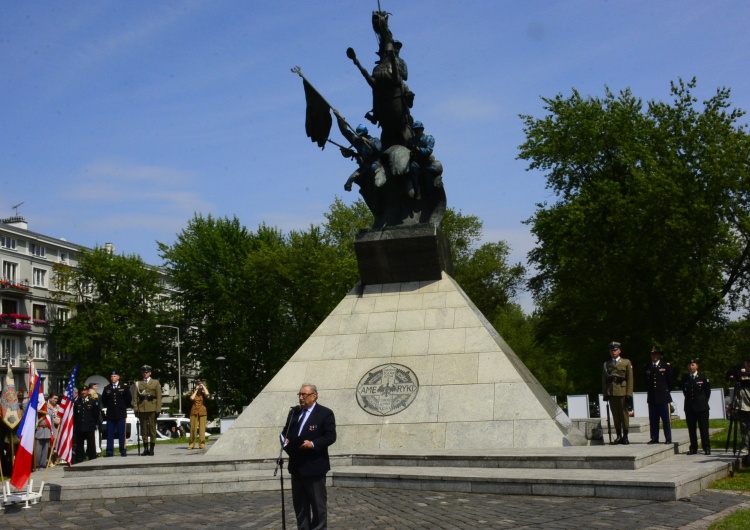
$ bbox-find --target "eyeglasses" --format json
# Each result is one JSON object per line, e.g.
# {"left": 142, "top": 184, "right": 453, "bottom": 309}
{"left": 297, "top": 392, "right": 316, "bottom": 398}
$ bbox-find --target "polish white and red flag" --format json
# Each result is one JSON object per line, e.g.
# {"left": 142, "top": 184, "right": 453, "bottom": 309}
{"left": 54, "top": 364, "right": 78, "bottom": 466}
{"left": 10, "top": 371, "right": 43, "bottom": 489}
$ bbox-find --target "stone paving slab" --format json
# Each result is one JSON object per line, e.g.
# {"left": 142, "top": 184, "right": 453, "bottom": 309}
{"left": 3, "top": 486, "right": 750, "bottom": 529}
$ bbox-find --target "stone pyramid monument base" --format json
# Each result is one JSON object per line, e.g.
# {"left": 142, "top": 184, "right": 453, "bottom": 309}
{"left": 209, "top": 273, "right": 586, "bottom": 457}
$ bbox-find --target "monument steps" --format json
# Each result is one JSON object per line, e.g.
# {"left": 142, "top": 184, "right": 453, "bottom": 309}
{"left": 38, "top": 429, "right": 735, "bottom": 502}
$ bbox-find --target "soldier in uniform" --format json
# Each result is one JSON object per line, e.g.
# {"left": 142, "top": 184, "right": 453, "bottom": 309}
{"left": 73, "top": 385, "right": 101, "bottom": 463}
{"left": 602, "top": 341, "right": 634, "bottom": 444}
{"left": 682, "top": 358, "right": 711, "bottom": 455}
{"left": 101, "top": 370, "right": 130, "bottom": 457}
{"left": 406, "top": 120, "right": 444, "bottom": 201}
{"left": 133, "top": 365, "right": 162, "bottom": 456}
{"left": 644, "top": 346, "right": 675, "bottom": 444}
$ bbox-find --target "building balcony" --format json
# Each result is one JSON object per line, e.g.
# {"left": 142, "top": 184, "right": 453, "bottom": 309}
{"left": 0, "top": 313, "right": 32, "bottom": 332}
{"left": 0, "top": 279, "right": 31, "bottom": 296}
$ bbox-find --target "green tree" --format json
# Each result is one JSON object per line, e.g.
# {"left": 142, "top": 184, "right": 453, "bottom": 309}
{"left": 519, "top": 78, "right": 750, "bottom": 391}
{"left": 51, "top": 247, "right": 167, "bottom": 379}
{"left": 442, "top": 209, "right": 526, "bottom": 322}
{"left": 158, "top": 211, "right": 362, "bottom": 413}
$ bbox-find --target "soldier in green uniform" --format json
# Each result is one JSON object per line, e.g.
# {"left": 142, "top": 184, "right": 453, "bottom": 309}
{"left": 602, "top": 341, "right": 634, "bottom": 444}
{"left": 133, "top": 365, "right": 162, "bottom": 456}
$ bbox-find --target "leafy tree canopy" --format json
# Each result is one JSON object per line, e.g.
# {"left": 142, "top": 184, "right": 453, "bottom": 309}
{"left": 51, "top": 246, "right": 168, "bottom": 380}
{"left": 519, "top": 78, "right": 750, "bottom": 390}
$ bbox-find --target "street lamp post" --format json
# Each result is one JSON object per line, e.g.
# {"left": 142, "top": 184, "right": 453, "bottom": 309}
{"left": 216, "top": 356, "right": 226, "bottom": 424}
{"left": 156, "top": 324, "right": 182, "bottom": 415}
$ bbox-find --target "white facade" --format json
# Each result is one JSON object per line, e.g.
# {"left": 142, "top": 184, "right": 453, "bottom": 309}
{"left": 0, "top": 216, "right": 84, "bottom": 397}
{"left": 0, "top": 215, "right": 175, "bottom": 401}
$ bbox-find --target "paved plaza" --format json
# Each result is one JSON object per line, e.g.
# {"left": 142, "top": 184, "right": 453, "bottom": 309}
{"left": 2, "top": 485, "right": 750, "bottom": 529}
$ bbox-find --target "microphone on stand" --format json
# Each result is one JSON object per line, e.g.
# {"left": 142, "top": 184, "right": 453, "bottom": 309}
{"left": 291, "top": 405, "right": 302, "bottom": 413}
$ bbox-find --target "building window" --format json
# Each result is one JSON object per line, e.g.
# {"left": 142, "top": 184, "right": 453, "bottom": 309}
{"left": 0, "top": 236, "right": 17, "bottom": 250}
{"left": 1, "top": 299, "right": 18, "bottom": 314}
{"left": 33, "top": 304, "right": 46, "bottom": 321}
{"left": 2, "top": 261, "right": 18, "bottom": 282}
{"left": 60, "top": 252, "right": 68, "bottom": 263}
{"left": 1, "top": 338, "right": 20, "bottom": 366}
{"left": 33, "top": 268, "right": 47, "bottom": 287}
{"left": 29, "top": 244, "right": 46, "bottom": 258}
{"left": 32, "top": 340, "right": 48, "bottom": 360}
{"left": 56, "top": 307, "right": 70, "bottom": 323}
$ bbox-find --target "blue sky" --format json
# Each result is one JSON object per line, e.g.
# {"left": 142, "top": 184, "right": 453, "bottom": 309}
{"left": 3, "top": 1, "right": 750, "bottom": 311}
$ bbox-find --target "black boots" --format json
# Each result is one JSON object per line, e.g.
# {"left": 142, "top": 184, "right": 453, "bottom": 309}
{"left": 141, "top": 443, "right": 155, "bottom": 456}
{"left": 611, "top": 431, "right": 629, "bottom": 445}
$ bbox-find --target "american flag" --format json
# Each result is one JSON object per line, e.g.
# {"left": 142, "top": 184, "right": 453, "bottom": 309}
{"left": 54, "top": 364, "right": 78, "bottom": 466}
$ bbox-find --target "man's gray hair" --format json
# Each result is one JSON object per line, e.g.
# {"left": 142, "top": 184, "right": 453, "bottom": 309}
{"left": 301, "top": 384, "right": 318, "bottom": 394}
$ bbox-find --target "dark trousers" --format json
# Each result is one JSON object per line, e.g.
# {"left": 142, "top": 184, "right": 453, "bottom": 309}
{"left": 291, "top": 474, "right": 327, "bottom": 530}
{"left": 685, "top": 408, "right": 710, "bottom": 452}
{"left": 609, "top": 396, "right": 629, "bottom": 434}
{"left": 74, "top": 430, "right": 97, "bottom": 462}
{"left": 648, "top": 402, "right": 672, "bottom": 442}
{"left": 107, "top": 418, "right": 127, "bottom": 455}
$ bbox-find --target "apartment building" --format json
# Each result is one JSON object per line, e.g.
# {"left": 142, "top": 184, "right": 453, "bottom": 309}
{"left": 0, "top": 215, "right": 177, "bottom": 402}
{"left": 0, "top": 215, "right": 84, "bottom": 396}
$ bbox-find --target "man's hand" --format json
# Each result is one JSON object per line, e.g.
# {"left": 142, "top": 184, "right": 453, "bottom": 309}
{"left": 299, "top": 440, "right": 314, "bottom": 450}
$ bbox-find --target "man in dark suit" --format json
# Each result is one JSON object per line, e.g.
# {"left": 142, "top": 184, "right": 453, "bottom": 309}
{"left": 282, "top": 384, "right": 337, "bottom": 530}
{"left": 101, "top": 370, "right": 130, "bottom": 457}
{"left": 644, "top": 346, "right": 675, "bottom": 444}
{"left": 682, "top": 358, "right": 711, "bottom": 455}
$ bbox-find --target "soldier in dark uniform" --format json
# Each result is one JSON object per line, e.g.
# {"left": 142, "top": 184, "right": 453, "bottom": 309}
{"left": 101, "top": 370, "right": 130, "bottom": 457}
{"left": 644, "top": 346, "right": 675, "bottom": 444}
{"left": 73, "top": 385, "right": 101, "bottom": 463}
{"left": 602, "top": 341, "right": 634, "bottom": 444}
{"left": 682, "top": 358, "right": 711, "bottom": 455}
{"left": 406, "top": 120, "right": 444, "bottom": 201}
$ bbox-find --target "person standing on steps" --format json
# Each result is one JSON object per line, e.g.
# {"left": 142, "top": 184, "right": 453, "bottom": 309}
{"left": 133, "top": 365, "right": 162, "bottom": 456}
{"left": 602, "top": 341, "right": 634, "bottom": 444}
{"left": 683, "top": 358, "right": 711, "bottom": 455}
{"left": 644, "top": 346, "right": 675, "bottom": 444}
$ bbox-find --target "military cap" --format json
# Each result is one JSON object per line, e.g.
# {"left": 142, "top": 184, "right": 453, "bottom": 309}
{"left": 111, "top": 370, "right": 120, "bottom": 376}
{"left": 141, "top": 365, "right": 152, "bottom": 373}
{"left": 688, "top": 358, "right": 700, "bottom": 365}
{"left": 651, "top": 346, "right": 664, "bottom": 355}
{"left": 609, "top": 341, "right": 621, "bottom": 350}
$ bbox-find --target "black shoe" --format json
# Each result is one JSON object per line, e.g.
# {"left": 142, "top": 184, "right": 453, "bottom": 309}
{"left": 141, "top": 450, "right": 151, "bottom": 456}
{"left": 120, "top": 452, "right": 127, "bottom": 457}
{"left": 665, "top": 440, "right": 672, "bottom": 444}
{"left": 612, "top": 437, "right": 622, "bottom": 445}
{"left": 687, "top": 450, "right": 697, "bottom": 455}
{"left": 621, "top": 437, "right": 630, "bottom": 445}
{"left": 647, "top": 440, "right": 659, "bottom": 444}
{"left": 704, "top": 450, "right": 711, "bottom": 455}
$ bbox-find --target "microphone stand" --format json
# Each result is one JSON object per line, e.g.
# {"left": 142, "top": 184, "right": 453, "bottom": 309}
{"left": 275, "top": 407, "right": 297, "bottom": 530}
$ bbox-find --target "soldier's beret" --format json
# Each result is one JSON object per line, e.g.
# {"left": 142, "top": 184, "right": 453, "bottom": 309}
{"left": 688, "top": 358, "right": 700, "bottom": 365}
{"left": 651, "top": 346, "right": 663, "bottom": 355}
{"left": 141, "top": 365, "right": 152, "bottom": 373}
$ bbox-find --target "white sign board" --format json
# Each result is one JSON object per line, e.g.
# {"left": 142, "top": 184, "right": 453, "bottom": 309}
{"left": 566, "top": 394, "right": 589, "bottom": 419}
